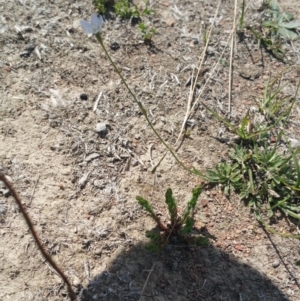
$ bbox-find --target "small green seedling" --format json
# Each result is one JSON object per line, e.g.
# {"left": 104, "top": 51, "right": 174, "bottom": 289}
{"left": 136, "top": 186, "right": 208, "bottom": 251}
{"left": 138, "top": 22, "right": 156, "bottom": 44}
{"left": 114, "top": 0, "right": 139, "bottom": 19}
{"left": 239, "top": 0, "right": 246, "bottom": 29}
{"left": 93, "top": 0, "right": 109, "bottom": 14}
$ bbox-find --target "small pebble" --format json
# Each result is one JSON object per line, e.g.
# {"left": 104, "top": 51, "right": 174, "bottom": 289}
{"left": 95, "top": 123, "right": 108, "bottom": 136}
{"left": 166, "top": 18, "right": 175, "bottom": 27}
{"left": 289, "top": 138, "right": 300, "bottom": 148}
{"left": 206, "top": 46, "right": 216, "bottom": 55}
{"left": 272, "top": 260, "right": 280, "bottom": 268}
{"left": 220, "top": 40, "right": 227, "bottom": 47}
{"left": 80, "top": 93, "right": 88, "bottom": 100}
{"left": 0, "top": 202, "right": 7, "bottom": 215}
{"left": 192, "top": 38, "right": 199, "bottom": 45}
{"left": 3, "top": 189, "right": 10, "bottom": 197}
{"left": 110, "top": 42, "right": 120, "bottom": 51}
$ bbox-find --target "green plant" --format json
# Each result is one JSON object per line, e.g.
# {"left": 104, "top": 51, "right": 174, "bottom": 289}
{"left": 138, "top": 22, "right": 156, "bottom": 43}
{"left": 136, "top": 186, "right": 208, "bottom": 250}
{"left": 263, "top": 0, "right": 300, "bottom": 41}
{"left": 239, "top": 0, "right": 246, "bottom": 29}
{"left": 201, "top": 70, "right": 297, "bottom": 144}
{"left": 93, "top": 0, "right": 109, "bottom": 14}
{"left": 246, "top": 0, "right": 300, "bottom": 60}
{"left": 206, "top": 139, "right": 300, "bottom": 222}
{"left": 114, "top": 0, "right": 139, "bottom": 19}
{"left": 203, "top": 69, "right": 300, "bottom": 235}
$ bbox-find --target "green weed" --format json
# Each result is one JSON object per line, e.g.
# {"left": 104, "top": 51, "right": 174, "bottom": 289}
{"left": 114, "top": 0, "right": 139, "bottom": 19}
{"left": 138, "top": 22, "right": 156, "bottom": 43}
{"left": 201, "top": 70, "right": 297, "bottom": 144}
{"left": 245, "top": 0, "right": 300, "bottom": 60}
{"left": 207, "top": 141, "right": 300, "bottom": 221}
{"left": 204, "top": 71, "right": 300, "bottom": 231}
{"left": 136, "top": 186, "right": 208, "bottom": 250}
{"left": 93, "top": 0, "right": 109, "bottom": 14}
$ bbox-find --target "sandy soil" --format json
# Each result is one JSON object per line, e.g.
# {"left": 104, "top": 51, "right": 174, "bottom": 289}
{"left": 1, "top": 0, "right": 300, "bottom": 300}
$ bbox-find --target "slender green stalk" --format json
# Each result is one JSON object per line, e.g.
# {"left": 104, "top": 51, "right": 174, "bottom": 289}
{"left": 239, "top": 0, "right": 246, "bottom": 28}
{"left": 95, "top": 33, "right": 204, "bottom": 176}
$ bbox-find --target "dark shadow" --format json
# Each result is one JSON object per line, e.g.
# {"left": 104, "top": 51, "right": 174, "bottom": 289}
{"left": 77, "top": 238, "right": 292, "bottom": 301}
{"left": 261, "top": 225, "right": 300, "bottom": 290}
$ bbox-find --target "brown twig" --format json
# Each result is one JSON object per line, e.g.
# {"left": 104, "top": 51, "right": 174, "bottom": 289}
{"left": 0, "top": 173, "right": 76, "bottom": 301}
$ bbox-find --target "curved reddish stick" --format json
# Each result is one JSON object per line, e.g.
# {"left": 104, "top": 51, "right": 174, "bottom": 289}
{"left": 0, "top": 173, "right": 76, "bottom": 301}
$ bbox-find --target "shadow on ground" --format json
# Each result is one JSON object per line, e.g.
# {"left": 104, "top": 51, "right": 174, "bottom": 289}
{"left": 78, "top": 239, "right": 292, "bottom": 301}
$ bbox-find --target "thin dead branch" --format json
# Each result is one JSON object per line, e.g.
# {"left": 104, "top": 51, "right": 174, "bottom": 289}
{"left": 0, "top": 173, "right": 76, "bottom": 301}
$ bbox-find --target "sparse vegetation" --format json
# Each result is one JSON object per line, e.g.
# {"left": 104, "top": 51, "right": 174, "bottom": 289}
{"left": 114, "top": 0, "right": 139, "bottom": 19}
{"left": 245, "top": 0, "right": 300, "bottom": 60}
{"left": 138, "top": 22, "right": 156, "bottom": 43}
{"left": 204, "top": 70, "right": 300, "bottom": 236}
{"left": 136, "top": 186, "right": 209, "bottom": 251}
{"left": 93, "top": 0, "right": 109, "bottom": 14}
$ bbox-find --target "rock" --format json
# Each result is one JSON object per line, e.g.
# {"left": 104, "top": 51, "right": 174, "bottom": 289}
{"left": 72, "top": 19, "right": 81, "bottom": 30}
{"left": 95, "top": 123, "right": 108, "bottom": 136}
{"left": 272, "top": 260, "right": 280, "bottom": 268}
{"left": 93, "top": 247, "right": 102, "bottom": 256}
{"left": 72, "top": 275, "right": 81, "bottom": 287}
{"left": 220, "top": 40, "right": 227, "bottom": 47}
{"left": 239, "top": 64, "right": 263, "bottom": 80}
{"left": 110, "top": 42, "right": 120, "bottom": 51}
{"left": 0, "top": 201, "right": 7, "bottom": 215}
{"left": 166, "top": 18, "right": 175, "bottom": 27}
{"left": 186, "top": 119, "right": 196, "bottom": 127}
{"left": 1, "top": 189, "right": 10, "bottom": 197}
{"left": 93, "top": 180, "right": 106, "bottom": 189}
{"left": 80, "top": 93, "right": 88, "bottom": 100}
{"left": 206, "top": 46, "right": 216, "bottom": 55}
{"left": 19, "top": 44, "right": 36, "bottom": 57}
{"left": 288, "top": 138, "right": 300, "bottom": 148}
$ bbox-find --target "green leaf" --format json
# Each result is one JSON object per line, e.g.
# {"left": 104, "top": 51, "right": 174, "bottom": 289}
{"left": 180, "top": 216, "right": 194, "bottom": 235}
{"left": 268, "top": 0, "right": 279, "bottom": 11}
{"left": 286, "top": 141, "right": 300, "bottom": 188}
{"left": 286, "top": 209, "right": 300, "bottom": 219}
{"left": 262, "top": 20, "right": 275, "bottom": 28}
{"left": 145, "top": 243, "right": 160, "bottom": 252}
{"left": 195, "top": 236, "right": 209, "bottom": 247}
{"left": 278, "top": 27, "right": 299, "bottom": 40}
{"left": 278, "top": 12, "right": 294, "bottom": 23}
{"left": 182, "top": 185, "right": 202, "bottom": 224}
{"left": 282, "top": 20, "right": 300, "bottom": 29}
{"left": 165, "top": 188, "right": 177, "bottom": 224}
{"left": 136, "top": 196, "right": 155, "bottom": 216}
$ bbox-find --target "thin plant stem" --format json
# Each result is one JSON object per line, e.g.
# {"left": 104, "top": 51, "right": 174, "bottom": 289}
{"left": 95, "top": 33, "right": 204, "bottom": 177}
{"left": 0, "top": 173, "right": 76, "bottom": 301}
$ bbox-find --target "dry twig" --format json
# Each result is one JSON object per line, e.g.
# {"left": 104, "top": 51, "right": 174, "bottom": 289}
{"left": 0, "top": 173, "right": 76, "bottom": 301}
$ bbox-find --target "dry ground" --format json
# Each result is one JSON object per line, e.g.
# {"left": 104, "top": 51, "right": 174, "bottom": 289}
{"left": 1, "top": 0, "right": 300, "bottom": 300}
